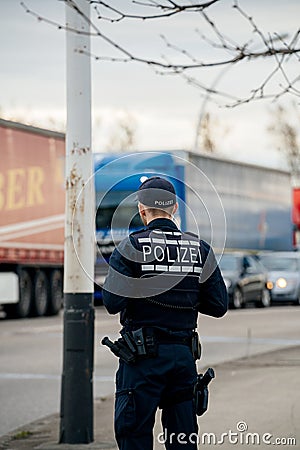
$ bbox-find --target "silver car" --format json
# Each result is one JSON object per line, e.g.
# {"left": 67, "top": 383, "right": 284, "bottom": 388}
{"left": 258, "top": 252, "right": 300, "bottom": 305}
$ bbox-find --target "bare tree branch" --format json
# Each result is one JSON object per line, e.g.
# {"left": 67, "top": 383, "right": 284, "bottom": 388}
{"left": 91, "top": 0, "right": 220, "bottom": 22}
{"left": 21, "top": 0, "right": 300, "bottom": 106}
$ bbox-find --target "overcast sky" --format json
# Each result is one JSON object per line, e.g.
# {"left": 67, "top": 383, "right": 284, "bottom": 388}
{"left": 1, "top": 0, "right": 299, "bottom": 169}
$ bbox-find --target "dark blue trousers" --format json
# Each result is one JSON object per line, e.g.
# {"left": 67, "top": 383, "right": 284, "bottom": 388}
{"left": 114, "top": 344, "right": 198, "bottom": 450}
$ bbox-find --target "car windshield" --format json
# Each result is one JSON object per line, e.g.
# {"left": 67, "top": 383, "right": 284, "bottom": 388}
{"left": 259, "top": 256, "right": 299, "bottom": 272}
{"left": 218, "top": 254, "right": 239, "bottom": 272}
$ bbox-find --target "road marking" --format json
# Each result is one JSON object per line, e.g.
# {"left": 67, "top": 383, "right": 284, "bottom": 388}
{"left": 0, "top": 373, "right": 114, "bottom": 382}
{"left": 0, "top": 373, "right": 59, "bottom": 380}
{"left": 202, "top": 336, "right": 300, "bottom": 345}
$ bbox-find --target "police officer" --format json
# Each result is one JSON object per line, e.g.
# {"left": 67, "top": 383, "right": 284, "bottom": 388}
{"left": 102, "top": 176, "right": 228, "bottom": 450}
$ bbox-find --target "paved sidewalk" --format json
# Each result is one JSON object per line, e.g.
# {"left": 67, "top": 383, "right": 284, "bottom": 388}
{"left": 1, "top": 346, "right": 299, "bottom": 450}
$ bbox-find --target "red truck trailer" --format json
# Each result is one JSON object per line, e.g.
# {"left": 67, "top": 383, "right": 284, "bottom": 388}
{"left": 0, "top": 119, "right": 65, "bottom": 318}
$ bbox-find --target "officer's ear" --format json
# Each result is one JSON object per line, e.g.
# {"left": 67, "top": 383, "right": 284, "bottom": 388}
{"left": 138, "top": 202, "right": 144, "bottom": 214}
{"left": 172, "top": 202, "right": 178, "bottom": 215}
{"left": 138, "top": 202, "right": 147, "bottom": 219}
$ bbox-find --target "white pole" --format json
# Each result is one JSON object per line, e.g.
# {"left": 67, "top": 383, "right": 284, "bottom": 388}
{"left": 60, "top": 0, "right": 95, "bottom": 443}
{"left": 64, "top": 1, "right": 94, "bottom": 291}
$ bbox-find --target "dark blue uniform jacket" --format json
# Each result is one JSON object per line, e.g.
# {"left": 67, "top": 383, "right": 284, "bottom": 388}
{"left": 102, "top": 218, "right": 228, "bottom": 331}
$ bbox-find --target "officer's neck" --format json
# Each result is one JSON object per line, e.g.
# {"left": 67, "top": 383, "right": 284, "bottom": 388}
{"left": 145, "top": 213, "right": 172, "bottom": 225}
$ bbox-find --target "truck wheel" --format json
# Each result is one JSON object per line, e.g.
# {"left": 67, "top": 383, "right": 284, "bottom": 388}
{"left": 5, "top": 269, "right": 33, "bottom": 318}
{"left": 33, "top": 271, "right": 49, "bottom": 317}
{"left": 48, "top": 270, "right": 63, "bottom": 315}
{"left": 232, "top": 287, "right": 243, "bottom": 309}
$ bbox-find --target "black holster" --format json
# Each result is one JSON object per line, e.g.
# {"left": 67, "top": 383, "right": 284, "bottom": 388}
{"left": 194, "top": 367, "right": 215, "bottom": 416}
{"left": 191, "top": 331, "right": 202, "bottom": 360}
{"left": 101, "top": 328, "right": 157, "bottom": 364}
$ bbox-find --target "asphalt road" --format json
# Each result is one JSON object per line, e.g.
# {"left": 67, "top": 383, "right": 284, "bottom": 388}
{"left": 0, "top": 305, "right": 300, "bottom": 437}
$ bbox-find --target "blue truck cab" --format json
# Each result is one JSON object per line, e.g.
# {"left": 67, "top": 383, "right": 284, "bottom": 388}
{"left": 93, "top": 150, "right": 293, "bottom": 301}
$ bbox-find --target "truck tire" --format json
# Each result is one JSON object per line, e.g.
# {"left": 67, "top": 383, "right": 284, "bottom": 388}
{"left": 48, "top": 270, "right": 63, "bottom": 315}
{"left": 5, "top": 269, "right": 32, "bottom": 319}
{"left": 33, "top": 270, "right": 49, "bottom": 317}
{"left": 4, "top": 269, "right": 33, "bottom": 319}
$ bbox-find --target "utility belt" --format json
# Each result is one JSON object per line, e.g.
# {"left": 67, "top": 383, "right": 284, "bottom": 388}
{"left": 101, "top": 327, "right": 202, "bottom": 365}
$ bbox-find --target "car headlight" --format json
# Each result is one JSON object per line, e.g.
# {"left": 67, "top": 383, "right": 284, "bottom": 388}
{"left": 266, "top": 281, "right": 273, "bottom": 290}
{"left": 276, "top": 277, "right": 287, "bottom": 289}
{"left": 224, "top": 278, "right": 232, "bottom": 289}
